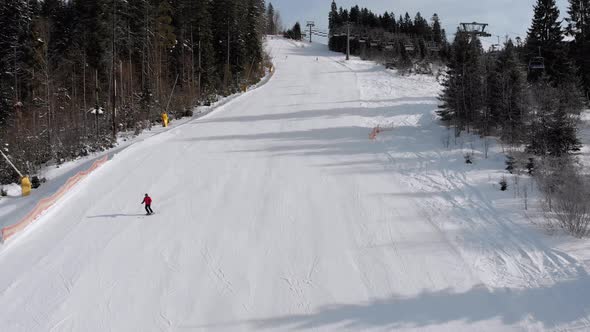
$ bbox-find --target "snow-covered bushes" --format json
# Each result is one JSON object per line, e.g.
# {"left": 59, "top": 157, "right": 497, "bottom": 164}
{"left": 31, "top": 176, "right": 41, "bottom": 189}
{"left": 537, "top": 158, "right": 590, "bottom": 237}
{"left": 526, "top": 158, "right": 535, "bottom": 175}
{"left": 499, "top": 177, "right": 508, "bottom": 191}
{"left": 505, "top": 156, "right": 516, "bottom": 173}
{"left": 505, "top": 154, "right": 535, "bottom": 175}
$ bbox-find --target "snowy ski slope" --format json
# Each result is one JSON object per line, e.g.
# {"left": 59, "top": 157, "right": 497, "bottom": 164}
{"left": 1, "top": 38, "right": 590, "bottom": 331}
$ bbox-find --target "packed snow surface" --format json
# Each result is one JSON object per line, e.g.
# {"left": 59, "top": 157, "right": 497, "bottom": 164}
{"left": 1, "top": 38, "right": 590, "bottom": 332}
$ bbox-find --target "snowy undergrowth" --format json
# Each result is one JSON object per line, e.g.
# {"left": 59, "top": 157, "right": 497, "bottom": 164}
{"left": 336, "top": 54, "right": 588, "bottom": 291}
{"left": 553, "top": 109, "right": 590, "bottom": 258}
{"left": 0, "top": 183, "right": 21, "bottom": 198}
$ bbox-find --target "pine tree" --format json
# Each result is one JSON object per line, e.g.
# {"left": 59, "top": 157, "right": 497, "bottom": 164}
{"left": 294, "top": 22, "right": 302, "bottom": 39}
{"left": 438, "top": 29, "right": 468, "bottom": 127}
{"left": 413, "top": 12, "right": 429, "bottom": 36}
{"left": 403, "top": 13, "right": 413, "bottom": 34}
{"left": 527, "top": 80, "right": 581, "bottom": 156}
{"left": 360, "top": 8, "right": 369, "bottom": 26}
{"left": 547, "top": 107, "right": 581, "bottom": 156}
{"left": 0, "top": 0, "right": 33, "bottom": 127}
{"left": 211, "top": 0, "right": 237, "bottom": 91}
{"left": 329, "top": 1, "right": 339, "bottom": 51}
{"left": 567, "top": 0, "right": 590, "bottom": 98}
{"left": 243, "top": 0, "right": 265, "bottom": 84}
{"left": 41, "top": 0, "right": 68, "bottom": 60}
{"left": 329, "top": 1, "right": 339, "bottom": 30}
{"left": 432, "top": 14, "right": 443, "bottom": 44}
{"left": 525, "top": 0, "right": 568, "bottom": 83}
{"left": 367, "top": 11, "right": 379, "bottom": 28}
{"left": 390, "top": 13, "right": 397, "bottom": 33}
{"left": 339, "top": 8, "right": 349, "bottom": 24}
{"left": 285, "top": 22, "right": 302, "bottom": 40}
{"left": 266, "top": 3, "right": 275, "bottom": 35}
{"left": 381, "top": 12, "right": 394, "bottom": 32}
{"left": 485, "top": 52, "right": 502, "bottom": 129}
{"left": 349, "top": 6, "right": 360, "bottom": 25}
{"left": 192, "top": 0, "right": 216, "bottom": 93}
{"left": 0, "top": 0, "right": 268, "bottom": 184}
{"left": 487, "top": 40, "right": 529, "bottom": 142}
{"left": 72, "top": 0, "right": 111, "bottom": 69}
{"left": 232, "top": 0, "right": 248, "bottom": 77}
{"left": 438, "top": 29, "right": 485, "bottom": 134}
{"left": 156, "top": 1, "right": 176, "bottom": 51}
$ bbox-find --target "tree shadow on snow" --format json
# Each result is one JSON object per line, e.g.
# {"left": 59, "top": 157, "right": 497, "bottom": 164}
{"left": 184, "top": 96, "right": 573, "bottom": 289}
{"left": 188, "top": 270, "right": 590, "bottom": 330}
{"left": 246, "top": 271, "right": 590, "bottom": 330}
{"left": 182, "top": 103, "right": 442, "bottom": 162}
{"left": 195, "top": 98, "right": 435, "bottom": 125}
{"left": 87, "top": 213, "right": 147, "bottom": 219}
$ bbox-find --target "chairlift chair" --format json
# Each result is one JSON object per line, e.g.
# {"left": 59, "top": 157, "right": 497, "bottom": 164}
{"left": 404, "top": 42, "right": 416, "bottom": 52}
{"left": 427, "top": 41, "right": 440, "bottom": 52}
{"left": 487, "top": 44, "right": 501, "bottom": 54}
{"left": 529, "top": 56, "right": 545, "bottom": 70}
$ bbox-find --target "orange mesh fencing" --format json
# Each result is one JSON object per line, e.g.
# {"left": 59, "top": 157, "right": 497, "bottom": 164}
{"left": 1, "top": 156, "right": 109, "bottom": 243}
{"left": 369, "top": 127, "right": 382, "bottom": 140}
{"left": 369, "top": 126, "right": 395, "bottom": 140}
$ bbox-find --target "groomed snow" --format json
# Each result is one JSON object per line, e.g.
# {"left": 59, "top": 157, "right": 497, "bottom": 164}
{"left": 1, "top": 38, "right": 590, "bottom": 332}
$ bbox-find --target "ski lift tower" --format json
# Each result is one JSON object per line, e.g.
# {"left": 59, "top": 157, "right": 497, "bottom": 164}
{"left": 306, "top": 21, "right": 315, "bottom": 43}
{"left": 459, "top": 22, "right": 492, "bottom": 40}
{"left": 345, "top": 21, "right": 353, "bottom": 60}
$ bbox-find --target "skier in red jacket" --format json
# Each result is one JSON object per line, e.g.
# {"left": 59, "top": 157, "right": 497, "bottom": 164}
{"left": 141, "top": 194, "right": 154, "bottom": 215}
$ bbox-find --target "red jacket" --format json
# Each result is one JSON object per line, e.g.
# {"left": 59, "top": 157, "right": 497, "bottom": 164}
{"left": 143, "top": 196, "right": 152, "bottom": 205}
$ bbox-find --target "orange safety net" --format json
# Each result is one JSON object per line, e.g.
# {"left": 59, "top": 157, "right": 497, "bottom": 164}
{"left": 1, "top": 156, "right": 109, "bottom": 243}
{"left": 369, "top": 127, "right": 381, "bottom": 140}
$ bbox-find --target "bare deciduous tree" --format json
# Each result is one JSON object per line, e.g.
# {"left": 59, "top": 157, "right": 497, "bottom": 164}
{"left": 537, "top": 158, "right": 590, "bottom": 237}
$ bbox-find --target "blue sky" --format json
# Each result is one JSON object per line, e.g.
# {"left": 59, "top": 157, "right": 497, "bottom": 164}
{"left": 269, "top": 0, "right": 570, "bottom": 44}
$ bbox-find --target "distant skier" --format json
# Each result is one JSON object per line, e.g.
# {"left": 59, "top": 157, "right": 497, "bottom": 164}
{"left": 141, "top": 194, "right": 154, "bottom": 215}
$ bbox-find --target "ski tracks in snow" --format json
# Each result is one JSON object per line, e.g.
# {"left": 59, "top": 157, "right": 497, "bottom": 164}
{"left": 2, "top": 38, "right": 590, "bottom": 332}
{"left": 356, "top": 66, "right": 584, "bottom": 291}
